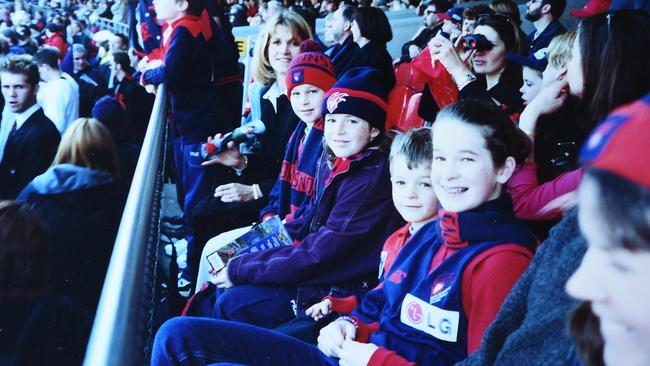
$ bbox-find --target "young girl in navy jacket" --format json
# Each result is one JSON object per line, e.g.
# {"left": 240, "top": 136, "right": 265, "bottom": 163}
{"left": 151, "top": 93, "right": 534, "bottom": 366}
{"left": 206, "top": 67, "right": 401, "bottom": 328}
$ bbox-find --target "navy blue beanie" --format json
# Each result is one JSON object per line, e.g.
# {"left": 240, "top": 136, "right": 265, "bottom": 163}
{"left": 92, "top": 96, "right": 125, "bottom": 131}
{"left": 322, "top": 67, "right": 388, "bottom": 132}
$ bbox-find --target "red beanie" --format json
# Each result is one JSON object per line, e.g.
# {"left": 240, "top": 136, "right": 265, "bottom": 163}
{"left": 580, "top": 92, "right": 650, "bottom": 189}
{"left": 285, "top": 40, "right": 336, "bottom": 98}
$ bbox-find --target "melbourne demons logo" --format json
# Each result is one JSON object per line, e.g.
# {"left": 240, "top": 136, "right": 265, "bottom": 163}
{"left": 406, "top": 301, "right": 423, "bottom": 324}
{"left": 388, "top": 269, "right": 407, "bottom": 284}
{"left": 292, "top": 70, "right": 304, "bottom": 83}
{"left": 327, "top": 92, "right": 349, "bottom": 113}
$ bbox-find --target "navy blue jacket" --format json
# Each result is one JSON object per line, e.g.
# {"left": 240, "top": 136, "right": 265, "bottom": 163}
{"left": 143, "top": 16, "right": 240, "bottom": 143}
{"left": 526, "top": 20, "right": 566, "bottom": 57}
{"left": 228, "top": 148, "right": 402, "bottom": 314}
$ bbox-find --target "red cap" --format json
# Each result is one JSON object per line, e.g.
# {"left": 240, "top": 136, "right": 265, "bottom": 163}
{"left": 570, "top": 0, "right": 611, "bottom": 17}
{"left": 580, "top": 93, "right": 650, "bottom": 189}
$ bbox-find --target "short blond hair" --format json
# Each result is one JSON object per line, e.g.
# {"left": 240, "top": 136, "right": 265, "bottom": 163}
{"left": 252, "top": 10, "right": 312, "bottom": 85}
{"left": 547, "top": 32, "right": 576, "bottom": 68}
{"left": 53, "top": 118, "right": 120, "bottom": 178}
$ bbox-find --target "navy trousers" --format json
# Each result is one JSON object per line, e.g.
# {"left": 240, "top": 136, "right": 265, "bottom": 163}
{"left": 151, "top": 317, "right": 338, "bottom": 366}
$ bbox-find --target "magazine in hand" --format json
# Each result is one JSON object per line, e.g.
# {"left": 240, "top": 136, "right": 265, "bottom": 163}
{"left": 206, "top": 215, "right": 293, "bottom": 272}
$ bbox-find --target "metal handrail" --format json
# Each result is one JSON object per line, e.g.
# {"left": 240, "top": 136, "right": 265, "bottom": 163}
{"left": 83, "top": 84, "right": 167, "bottom": 366}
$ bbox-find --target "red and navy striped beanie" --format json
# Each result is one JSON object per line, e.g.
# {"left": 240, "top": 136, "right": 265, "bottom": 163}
{"left": 322, "top": 66, "right": 388, "bottom": 132}
{"left": 580, "top": 92, "right": 650, "bottom": 189}
{"left": 286, "top": 40, "right": 336, "bottom": 98}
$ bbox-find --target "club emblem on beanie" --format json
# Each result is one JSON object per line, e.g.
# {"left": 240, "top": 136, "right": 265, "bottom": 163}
{"left": 292, "top": 70, "right": 304, "bottom": 83}
{"left": 285, "top": 40, "right": 336, "bottom": 98}
{"left": 322, "top": 67, "right": 389, "bottom": 132}
{"left": 327, "top": 92, "right": 349, "bottom": 113}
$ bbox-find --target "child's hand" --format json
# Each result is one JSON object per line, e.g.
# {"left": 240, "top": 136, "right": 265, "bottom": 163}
{"left": 209, "top": 267, "right": 234, "bottom": 289}
{"left": 338, "top": 340, "right": 379, "bottom": 366}
{"left": 305, "top": 298, "right": 332, "bottom": 321}
{"left": 317, "top": 319, "right": 356, "bottom": 358}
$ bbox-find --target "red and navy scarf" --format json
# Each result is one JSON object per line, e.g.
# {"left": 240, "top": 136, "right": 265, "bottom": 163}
{"left": 260, "top": 119, "right": 324, "bottom": 222}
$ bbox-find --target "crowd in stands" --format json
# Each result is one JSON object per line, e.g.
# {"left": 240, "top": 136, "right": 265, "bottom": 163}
{"left": 2, "top": 0, "right": 650, "bottom": 364}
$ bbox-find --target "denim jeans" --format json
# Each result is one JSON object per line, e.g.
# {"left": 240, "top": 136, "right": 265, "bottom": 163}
{"left": 213, "top": 285, "right": 297, "bottom": 329}
{"left": 151, "top": 317, "right": 338, "bottom": 366}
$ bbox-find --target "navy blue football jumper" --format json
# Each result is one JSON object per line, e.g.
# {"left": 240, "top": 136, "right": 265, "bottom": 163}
{"left": 353, "top": 196, "right": 536, "bottom": 365}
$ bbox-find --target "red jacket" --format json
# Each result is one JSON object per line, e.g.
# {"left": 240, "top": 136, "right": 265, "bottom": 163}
{"left": 45, "top": 33, "right": 68, "bottom": 58}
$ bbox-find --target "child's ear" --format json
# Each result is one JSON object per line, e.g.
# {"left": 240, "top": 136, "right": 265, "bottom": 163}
{"left": 496, "top": 156, "right": 516, "bottom": 184}
{"left": 370, "top": 127, "right": 381, "bottom": 140}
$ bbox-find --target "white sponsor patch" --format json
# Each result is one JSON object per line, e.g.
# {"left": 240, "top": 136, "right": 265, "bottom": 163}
{"left": 400, "top": 293, "right": 459, "bottom": 342}
{"left": 378, "top": 251, "right": 388, "bottom": 279}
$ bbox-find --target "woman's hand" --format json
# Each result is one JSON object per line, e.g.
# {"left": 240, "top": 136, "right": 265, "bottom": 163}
{"left": 317, "top": 320, "right": 357, "bottom": 358}
{"left": 305, "top": 298, "right": 332, "bottom": 321}
{"left": 213, "top": 183, "right": 256, "bottom": 203}
{"left": 338, "top": 340, "right": 379, "bottom": 366}
{"left": 209, "top": 266, "right": 234, "bottom": 289}
{"left": 429, "top": 34, "right": 467, "bottom": 75}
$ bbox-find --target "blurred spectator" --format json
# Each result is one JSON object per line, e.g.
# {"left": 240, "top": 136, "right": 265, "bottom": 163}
{"left": 0, "top": 4, "right": 13, "bottom": 28}
{"left": 0, "top": 55, "right": 61, "bottom": 200}
{"left": 0, "top": 201, "right": 88, "bottom": 366}
{"left": 16, "top": 25, "right": 37, "bottom": 55}
{"left": 461, "top": 5, "right": 492, "bottom": 37}
{"left": 109, "top": 50, "right": 154, "bottom": 144}
{"left": 34, "top": 47, "right": 80, "bottom": 134}
{"left": 323, "top": 4, "right": 358, "bottom": 76}
{"left": 349, "top": 7, "right": 396, "bottom": 93}
{"left": 401, "top": 0, "right": 452, "bottom": 61}
{"left": 43, "top": 23, "right": 69, "bottom": 58}
{"left": 68, "top": 20, "right": 93, "bottom": 50}
{"left": 490, "top": 0, "right": 522, "bottom": 25}
{"left": 522, "top": 0, "right": 567, "bottom": 57}
{"left": 2, "top": 29, "right": 27, "bottom": 56}
{"left": 17, "top": 118, "right": 126, "bottom": 314}
{"left": 92, "top": 96, "right": 141, "bottom": 187}
{"left": 265, "top": 0, "right": 285, "bottom": 20}
{"left": 71, "top": 43, "right": 108, "bottom": 117}
{"left": 228, "top": 0, "right": 250, "bottom": 26}
{"left": 111, "top": 0, "right": 129, "bottom": 23}
{"left": 33, "top": 10, "right": 47, "bottom": 31}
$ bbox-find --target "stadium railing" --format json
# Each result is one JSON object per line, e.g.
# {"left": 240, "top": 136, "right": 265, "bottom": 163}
{"left": 82, "top": 84, "right": 168, "bottom": 366}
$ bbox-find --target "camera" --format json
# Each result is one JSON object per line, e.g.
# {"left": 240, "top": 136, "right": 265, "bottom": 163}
{"left": 460, "top": 34, "right": 494, "bottom": 52}
{"left": 201, "top": 120, "right": 266, "bottom": 160}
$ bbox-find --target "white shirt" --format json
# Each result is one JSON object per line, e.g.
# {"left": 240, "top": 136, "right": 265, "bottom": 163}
{"left": 0, "top": 103, "right": 41, "bottom": 163}
{"left": 37, "top": 72, "right": 80, "bottom": 134}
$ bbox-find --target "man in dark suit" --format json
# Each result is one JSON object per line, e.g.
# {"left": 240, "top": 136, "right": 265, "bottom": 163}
{"left": 0, "top": 55, "right": 61, "bottom": 199}
{"left": 323, "top": 5, "right": 359, "bottom": 77}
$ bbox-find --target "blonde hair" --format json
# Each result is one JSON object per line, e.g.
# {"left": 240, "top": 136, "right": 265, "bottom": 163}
{"left": 547, "top": 32, "right": 576, "bottom": 68}
{"left": 252, "top": 10, "right": 312, "bottom": 85}
{"left": 53, "top": 118, "right": 120, "bottom": 178}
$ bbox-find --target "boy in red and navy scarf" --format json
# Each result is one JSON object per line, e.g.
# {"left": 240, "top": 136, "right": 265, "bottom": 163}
{"left": 260, "top": 43, "right": 336, "bottom": 223}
